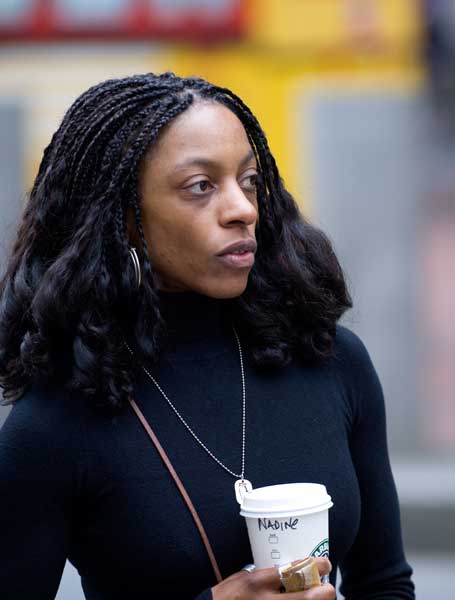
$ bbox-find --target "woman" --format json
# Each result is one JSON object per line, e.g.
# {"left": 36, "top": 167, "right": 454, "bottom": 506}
{"left": 0, "top": 72, "right": 415, "bottom": 599}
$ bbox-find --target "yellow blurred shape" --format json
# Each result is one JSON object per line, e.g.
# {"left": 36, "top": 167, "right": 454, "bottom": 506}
{"left": 248, "top": 0, "right": 422, "bottom": 51}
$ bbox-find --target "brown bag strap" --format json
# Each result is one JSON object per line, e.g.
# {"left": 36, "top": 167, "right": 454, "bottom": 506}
{"left": 128, "top": 396, "right": 223, "bottom": 584}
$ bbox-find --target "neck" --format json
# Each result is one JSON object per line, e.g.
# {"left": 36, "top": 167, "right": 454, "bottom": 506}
{"left": 159, "top": 291, "right": 232, "bottom": 349}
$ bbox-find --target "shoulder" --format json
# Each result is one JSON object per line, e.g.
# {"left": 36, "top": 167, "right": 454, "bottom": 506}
{"left": 331, "top": 324, "right": 377, "bottom": 376}
{"left": 0, "top": 379, "right": 92, "bottom": 467}
{"left": 329, "top": 324, "right": 384, "bottom": 416}
{"left": 333, "top": 324, "right": 369, "bottom": 359}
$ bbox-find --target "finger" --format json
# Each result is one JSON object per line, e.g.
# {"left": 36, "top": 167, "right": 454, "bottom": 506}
{"left": 242, "top": 565, "right": 283, "bottom": 591}
{"left": 285, "top": 583, "right": 337, "bottom": 600}
{"left": 313, "top": 557, "right": 332, "bottom": 577}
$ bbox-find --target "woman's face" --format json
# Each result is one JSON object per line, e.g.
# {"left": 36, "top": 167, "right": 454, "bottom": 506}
{"left": 135, "top": 100, "right": 259, "bottom": 298}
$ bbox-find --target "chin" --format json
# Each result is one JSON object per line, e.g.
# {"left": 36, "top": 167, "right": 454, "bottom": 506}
{"left": 199, "top": 276, "right": 249, "bottom": 299}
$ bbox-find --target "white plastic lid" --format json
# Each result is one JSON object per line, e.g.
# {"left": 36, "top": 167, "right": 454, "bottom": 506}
{"left": 239, "top": 483, "right": 333, "bottom": 519}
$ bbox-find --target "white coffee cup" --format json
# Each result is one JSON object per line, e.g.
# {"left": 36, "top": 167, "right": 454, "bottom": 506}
{"left": 239, "top": 482, "right": 333, "bottom": 569}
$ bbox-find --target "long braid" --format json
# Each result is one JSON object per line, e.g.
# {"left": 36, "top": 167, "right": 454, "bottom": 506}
{"left": 123, "top": 186, "right": 162, "bottom": 361}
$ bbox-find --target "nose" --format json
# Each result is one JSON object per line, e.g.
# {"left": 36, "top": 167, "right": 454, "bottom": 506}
{"left": 219, "top": 180, "right": 257, "bottom": 228}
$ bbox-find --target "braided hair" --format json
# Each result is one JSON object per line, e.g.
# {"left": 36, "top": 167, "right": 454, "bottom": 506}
{"left": 0, "top": 71, "right": 351, "bottom": 411}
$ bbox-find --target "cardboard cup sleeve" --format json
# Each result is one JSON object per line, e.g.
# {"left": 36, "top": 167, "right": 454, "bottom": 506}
{"left": 278, "top": 557, "right": 322, "bottom": 593}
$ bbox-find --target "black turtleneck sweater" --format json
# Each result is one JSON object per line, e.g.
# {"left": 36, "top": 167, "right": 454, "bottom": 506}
{"left": 0, "top": 292, "right": 415, "bottom": 599}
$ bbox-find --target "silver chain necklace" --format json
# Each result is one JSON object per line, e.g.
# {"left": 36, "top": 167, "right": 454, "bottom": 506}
{"left": 124, "top": 328, "right": 253, "bottom": 503}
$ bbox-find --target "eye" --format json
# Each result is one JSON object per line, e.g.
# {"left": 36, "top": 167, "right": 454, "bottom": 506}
{"left": 240, "top": 173, "right": 258, "bottom": 192}
{"left": 185, "top": 180, "right": 214, "bottom": 196}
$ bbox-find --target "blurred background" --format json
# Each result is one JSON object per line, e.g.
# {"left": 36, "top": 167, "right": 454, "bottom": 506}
{"left": 0, "top": 1, "right": 453, "bottom": 598}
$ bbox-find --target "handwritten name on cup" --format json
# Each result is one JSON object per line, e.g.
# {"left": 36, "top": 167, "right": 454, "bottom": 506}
{"left": 258, "top": 517, "right": 299, "bottom": 532}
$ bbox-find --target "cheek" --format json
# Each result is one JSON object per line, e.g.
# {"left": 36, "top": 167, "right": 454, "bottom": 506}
{"left": 145, "top": 213, "right": 208, "bottom": 269}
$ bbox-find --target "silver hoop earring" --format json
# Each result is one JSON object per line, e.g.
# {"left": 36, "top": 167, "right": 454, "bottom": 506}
{"left": 128, "top": 246, "right": 142, "bottom": 289}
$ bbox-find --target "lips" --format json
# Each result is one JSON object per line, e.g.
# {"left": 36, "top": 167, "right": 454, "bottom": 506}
{"left": 216, "top": 238, "right": 257, "bottom": 269}
{"left": 217, "top": 239, "right": 257, "bottom": 257}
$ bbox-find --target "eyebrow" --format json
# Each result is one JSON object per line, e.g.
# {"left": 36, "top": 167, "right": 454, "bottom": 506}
{"left": 173, "top": 149, "right": 256, "bottom": 172}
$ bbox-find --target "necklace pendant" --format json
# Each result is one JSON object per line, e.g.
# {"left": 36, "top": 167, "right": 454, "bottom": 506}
{"left": 235, "top": 479, "right": 253, "bottom": 504}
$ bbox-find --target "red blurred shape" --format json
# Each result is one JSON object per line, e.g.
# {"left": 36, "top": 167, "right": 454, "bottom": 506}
{"left": 0, "top": 0, "right": 247, "bottom": 42}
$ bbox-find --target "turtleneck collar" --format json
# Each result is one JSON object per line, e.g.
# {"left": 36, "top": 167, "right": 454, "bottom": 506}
{"left": 158, "top": 290, "right": 233, "bottom": 344}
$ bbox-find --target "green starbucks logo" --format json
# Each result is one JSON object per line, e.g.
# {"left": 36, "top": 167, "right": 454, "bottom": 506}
{"left": 310, "top": 538, "right": 329, "bottom": 558}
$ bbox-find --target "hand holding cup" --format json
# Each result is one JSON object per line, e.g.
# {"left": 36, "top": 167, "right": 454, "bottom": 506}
{"left": 212, "top": 557, "right": 336, "bottom": 600}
